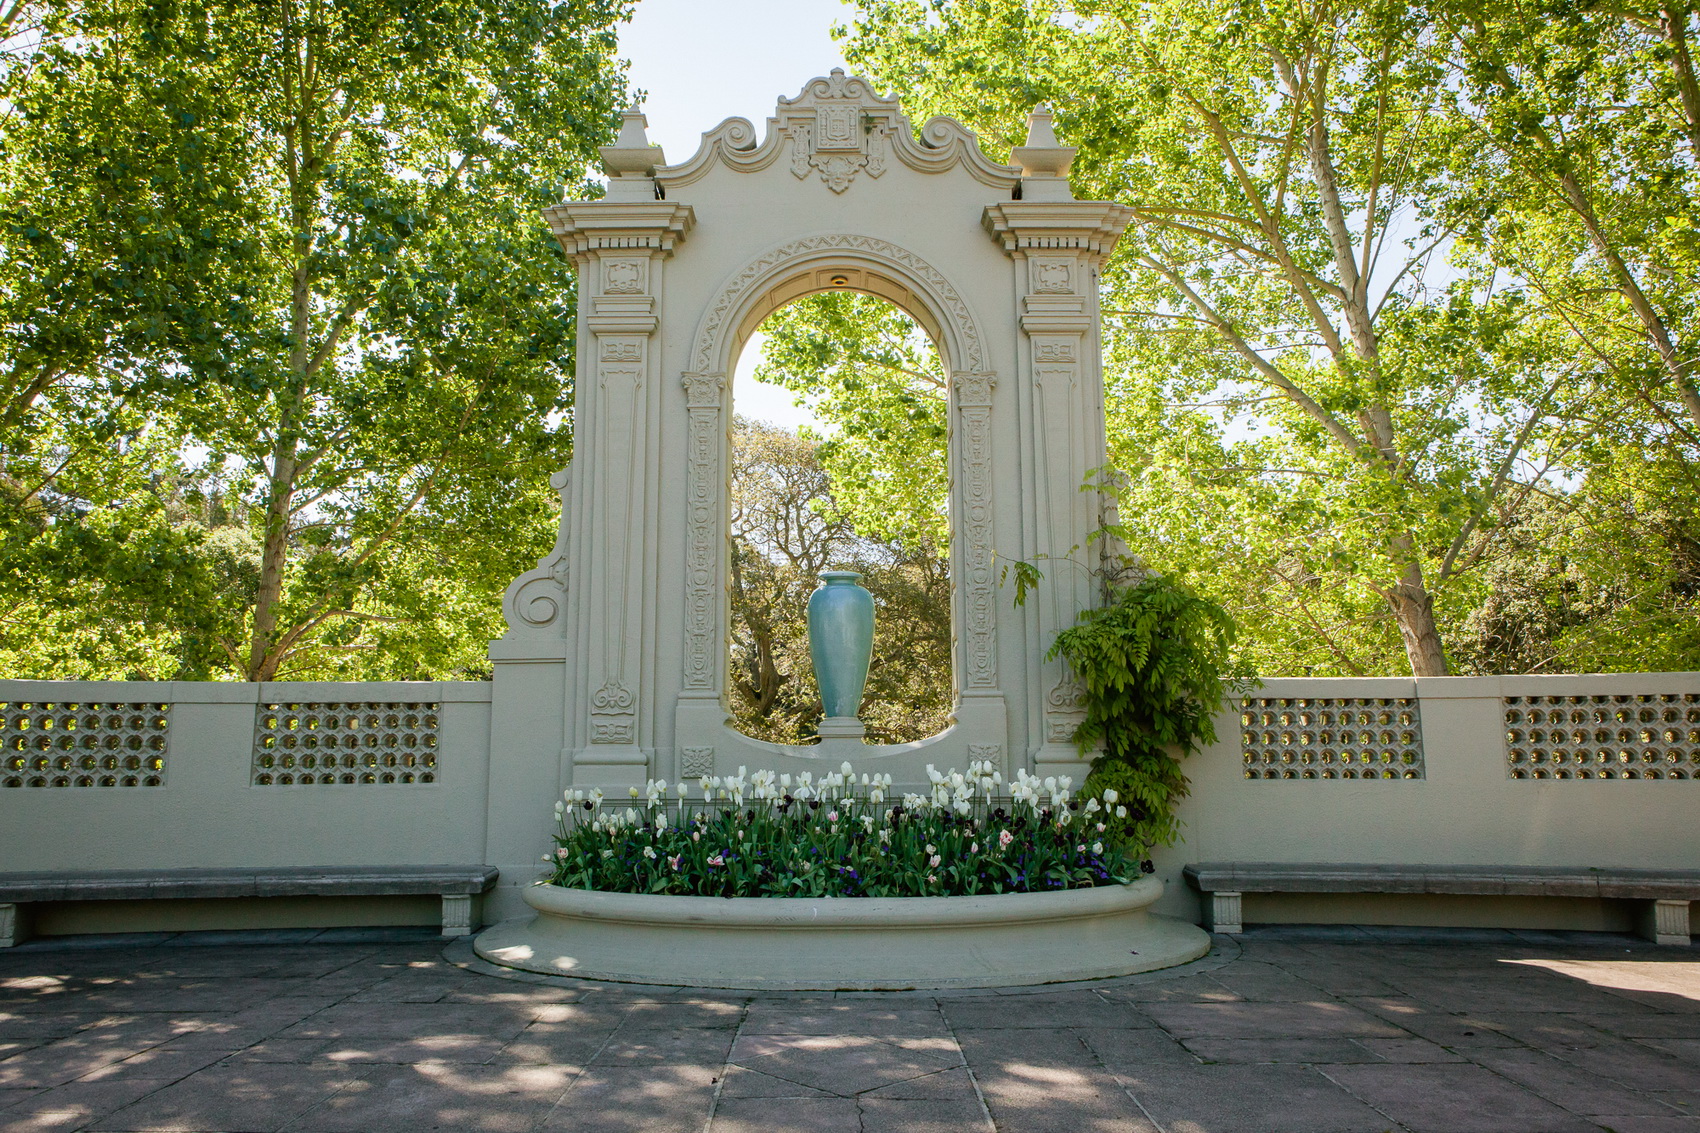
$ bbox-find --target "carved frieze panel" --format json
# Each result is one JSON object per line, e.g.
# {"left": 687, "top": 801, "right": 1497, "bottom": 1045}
{"left": 599, "top": 338, "right": 645, "bottom": 363}
{"left": 1031, "top": 259, "right": 1075, "bottom": 294}
{"left": 1045, "top": 672, "right": 1088, "bottom": 743}
{"left": 602, "top": 257, "right": 649, "bottom": 295}
{"left": 592, "top": 720, "right": 634, "bottom": 744}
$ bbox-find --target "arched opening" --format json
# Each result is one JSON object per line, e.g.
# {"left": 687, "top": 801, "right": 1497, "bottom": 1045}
{"left": 724, "top": 288, "right": 952, "bottom": 745}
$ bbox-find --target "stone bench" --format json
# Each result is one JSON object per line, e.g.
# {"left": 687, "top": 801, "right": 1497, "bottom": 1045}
{"left": 1183, "top": 862, "right": 1699, "bottom": 946}
{"left": 0, "top": 865, "right": 499, "bottom": 947}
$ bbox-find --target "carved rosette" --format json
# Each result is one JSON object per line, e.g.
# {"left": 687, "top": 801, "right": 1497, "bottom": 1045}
{"left": 679, "top": 746, "right": 716, "bottom": 779}
{"left": 680, "top": 372, "right": 726, "bottom": 693}
{"left": 953, "top": 372, "right": 999, "bottom": 691}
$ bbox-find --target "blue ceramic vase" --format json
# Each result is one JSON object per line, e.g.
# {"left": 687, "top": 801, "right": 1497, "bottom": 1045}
{"left": 807, "top": 570, "right": 875, "bottom": 729}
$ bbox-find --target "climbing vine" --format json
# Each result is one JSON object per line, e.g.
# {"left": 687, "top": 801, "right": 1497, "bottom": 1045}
{"left": 1052, "top": 573, "right": 1253, "bottom": 852}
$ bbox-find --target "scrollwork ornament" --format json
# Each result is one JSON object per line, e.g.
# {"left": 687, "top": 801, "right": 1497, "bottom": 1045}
{"left": 591, "top": 679, "right": 636, "bottom": 713}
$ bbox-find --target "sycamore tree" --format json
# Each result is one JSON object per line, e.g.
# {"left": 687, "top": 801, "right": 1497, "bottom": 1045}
{"left": 1431, "top": 0, "right": 1700, "bottom": 443}
{"left": 1, "top": 0, "right": 632, "bottom": 679}
{"left": 842, "top": 0, "right": 1591, "bottom": 676}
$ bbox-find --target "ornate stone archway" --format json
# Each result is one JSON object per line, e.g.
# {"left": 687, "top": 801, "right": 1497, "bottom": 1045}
{"left": 492, "top": 71, "right": 1132, "bottom": 790}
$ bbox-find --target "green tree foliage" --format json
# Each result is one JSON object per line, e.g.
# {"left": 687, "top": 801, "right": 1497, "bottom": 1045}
{"left": 727, "top": 417, "right": 953, "bottom": 745}
{"left": 838, "top": 0, "right": 1700, "bottom": 677}
{"left": 0, "top": 0, "right": 634, "bottom": 679}
{"left": 1431, "top": 0, "right": 1700, "bottom": 440}
{"left": 755, "top": 293, "right": 950, "bottom": 547}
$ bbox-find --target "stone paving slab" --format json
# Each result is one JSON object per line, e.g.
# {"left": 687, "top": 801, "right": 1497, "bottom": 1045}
{"left": 0, "top": 926, "right": 1693, "bottom": 1132}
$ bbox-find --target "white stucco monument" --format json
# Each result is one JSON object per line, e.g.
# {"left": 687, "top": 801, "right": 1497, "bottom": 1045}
{"left": 490, "top": 72, "right": 1132, "bottom": 796}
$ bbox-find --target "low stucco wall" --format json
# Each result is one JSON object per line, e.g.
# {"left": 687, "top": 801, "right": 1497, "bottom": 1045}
{"left": 1149, "top": 673, "right": 1700, "bottom": 928}
{"left": 1, "top": 680, "right": 494, "bottom": 933}
{"left": 3, "top": 671, "right": 1695, "bottom": 937}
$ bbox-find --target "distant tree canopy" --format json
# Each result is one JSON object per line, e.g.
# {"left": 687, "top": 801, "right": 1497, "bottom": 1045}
{"left": 0, "top": 0, "right": 633, "bottom": 679}
{"left": 726, "top": 416, "right": 952, "bottom": 746}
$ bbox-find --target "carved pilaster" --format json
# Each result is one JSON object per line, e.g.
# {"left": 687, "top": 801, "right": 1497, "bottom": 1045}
{"left": 680, "top": 372, "right": 727, "bottom": 695}
{"left": 531, "top": 201, "right": 694, "bottom": 782}
{"left": 983, "top": 200, "right": 1132, "bottom": 772}
{"left": 586, "top": 334, "right": 646, "bottom": 748}
{"left": 953, "top": 372, "right": 1000, "bottom": 692}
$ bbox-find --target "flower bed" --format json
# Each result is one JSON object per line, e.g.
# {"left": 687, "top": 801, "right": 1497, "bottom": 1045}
{"left": 473, "top": 760, "right": 1212, "bottom": 989}
{"left": 543, "top": 760, "right": 1148, "bottom": 898}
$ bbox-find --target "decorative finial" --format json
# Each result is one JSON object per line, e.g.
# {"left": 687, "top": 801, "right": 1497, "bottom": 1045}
{"left": 1024, "top": 104, "right": 1062, "bottom": 149}
{"left": 599, "top": 108, "right": 667, "bottom": 200}
{"left": 601, "top": 108, "right": 665, "bottom": 174}
{"left": 1011, "top": 103, "right": 1077, "bottom": 201}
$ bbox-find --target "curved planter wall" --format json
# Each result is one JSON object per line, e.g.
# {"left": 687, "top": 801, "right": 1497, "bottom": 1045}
{"left": 473, "top": 876, "right": 1211, "bottom": 990}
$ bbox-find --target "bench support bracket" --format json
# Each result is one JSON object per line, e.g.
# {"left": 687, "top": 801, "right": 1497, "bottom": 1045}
{"left": 1207, "top": 891, "right": 1243, "bottom": 935}
{"left": 442, "top": 894, "right": 475, "bottom": 937}
{"left": 1642, "top": 899, "right": 1691, "bottom": 947}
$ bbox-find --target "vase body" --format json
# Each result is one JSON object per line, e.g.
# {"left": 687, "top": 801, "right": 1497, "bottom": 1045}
{"left": 807, "top": 570, "right": 875, "bottom": 738}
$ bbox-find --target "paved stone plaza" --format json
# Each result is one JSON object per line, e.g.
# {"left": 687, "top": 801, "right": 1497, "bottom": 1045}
{"left": 0, "top": 926, "right": 1695, "bottom": 1132}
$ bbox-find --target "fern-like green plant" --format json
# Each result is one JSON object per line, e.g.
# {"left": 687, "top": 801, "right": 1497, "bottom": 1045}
{"left": 1051, "top": 573, "right": 1252, "bottom": 853}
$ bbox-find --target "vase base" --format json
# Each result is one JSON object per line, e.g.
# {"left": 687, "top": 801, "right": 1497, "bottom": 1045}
{"left": 815, "top": 716, "right": 866, "bottom": 739}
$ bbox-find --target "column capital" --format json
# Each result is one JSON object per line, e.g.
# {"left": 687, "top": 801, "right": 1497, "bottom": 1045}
{"left": 542, "top": 201, "right": 696, "bottom": 263}
{"left": 981, "top": 201, "right": 1134, "bottom": 263}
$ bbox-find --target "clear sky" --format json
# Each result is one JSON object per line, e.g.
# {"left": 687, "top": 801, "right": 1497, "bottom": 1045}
{"left": 617, "top": 0, "right": 855, "bottom": 430}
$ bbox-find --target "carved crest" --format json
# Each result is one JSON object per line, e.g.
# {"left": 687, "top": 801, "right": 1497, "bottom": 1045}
{"left": 778, "top": 70, "right": 894, "bottom": 193}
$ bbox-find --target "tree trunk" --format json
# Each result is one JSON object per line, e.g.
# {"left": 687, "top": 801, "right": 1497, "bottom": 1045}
{"left": 1386, "top": 541, "right": 1449, "bottom": 676}
{"left": 246, "top": 452, "right": 295, "bottom": 681}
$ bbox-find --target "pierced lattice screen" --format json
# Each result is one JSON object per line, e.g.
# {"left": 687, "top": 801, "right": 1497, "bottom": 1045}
{"left": 251, "top": 702, "right": 438, "bottom": 786}
{"left": 1, "top": 702, "right": 170, "bottom": 788}
{"left": 1504, "top": 694, "right": 1700, "bottom": 779}
{"left": 1240, "top": 697, "right": 1425, "bottom": 780}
